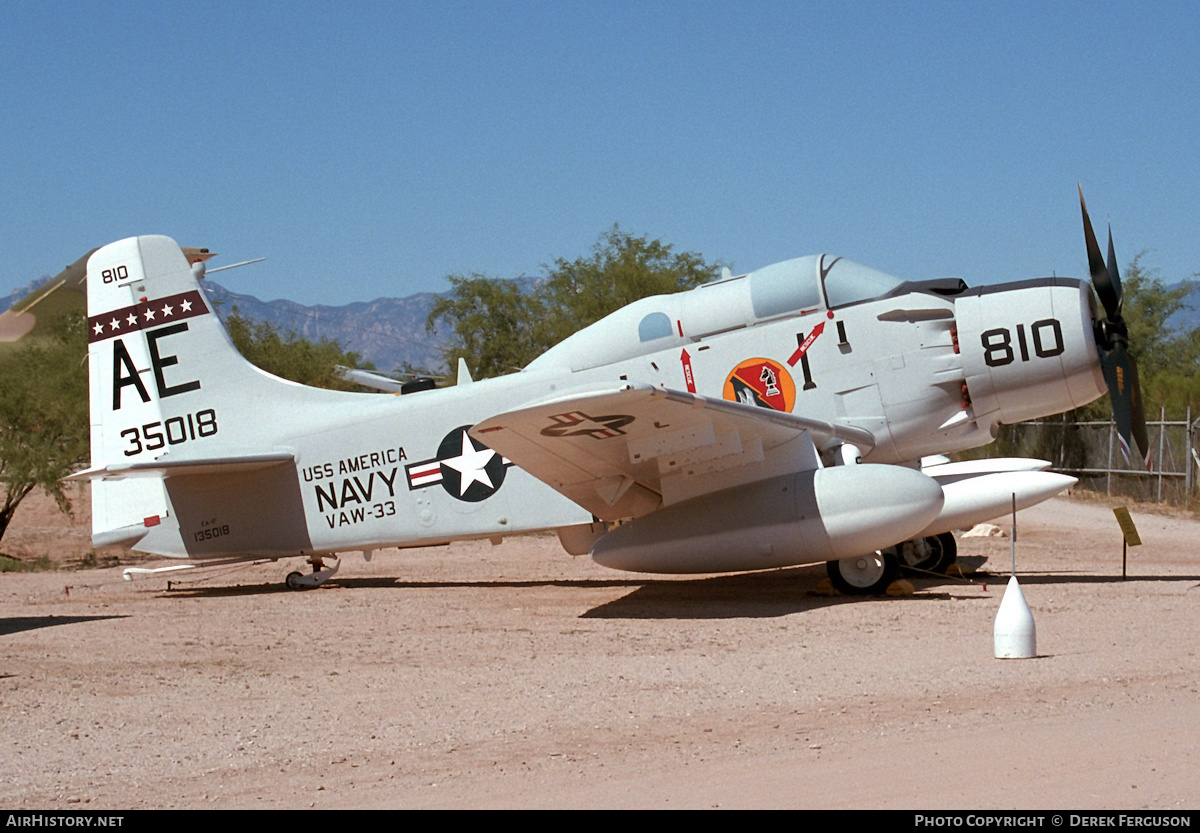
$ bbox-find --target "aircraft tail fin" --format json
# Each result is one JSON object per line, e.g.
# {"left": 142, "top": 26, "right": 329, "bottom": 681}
{"left": 82, "top": 236, "right": 340, "bottom": 555}
{"left": 84, "top": 235, "right": 350, "bottom": 467}
{"left": 86, "top": 236, "right": 234, "bottom": 468}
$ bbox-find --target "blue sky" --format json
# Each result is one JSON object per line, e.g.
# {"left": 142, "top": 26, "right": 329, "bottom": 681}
{"left": 3, "top": 1, "right": 1198, "bottom": 306}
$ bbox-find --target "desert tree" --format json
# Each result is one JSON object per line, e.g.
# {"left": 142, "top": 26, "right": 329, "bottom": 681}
{"left": 0, "top": 313, "right": 89, "bottom": 546}
{"left": 428, "top": 226, "right": 720, "bottom": 377}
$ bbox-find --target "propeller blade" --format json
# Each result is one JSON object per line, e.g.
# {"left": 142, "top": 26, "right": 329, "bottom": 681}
{"left": 1128, "top": 353, "right": 1150, "bottom": 469}
{"left": 1080, "top": 188, "right": 1149, "bottom": 468}
{"left": 1080, "top": 186, "right": 1122, "bottom": 322}
{"left": 1106, "top": 224, "right": 1123, "bottom": 315}
{"left": 1100, "top": 345, "right": 1151, "bottom": 468}
{"left": 1101, "top": 348, "right": 1133, "bottom": 464}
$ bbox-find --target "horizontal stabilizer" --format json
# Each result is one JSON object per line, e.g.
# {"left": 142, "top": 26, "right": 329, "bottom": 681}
{"left": 335, "top": 366, "right": 406, "bottom": 393}
{"left": 69, "top": 451, "right": 295, "bottom": 481}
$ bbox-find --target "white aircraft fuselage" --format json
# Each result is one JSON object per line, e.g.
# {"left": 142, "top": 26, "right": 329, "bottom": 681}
{"left": 77, "top": 237, "right": 1106, "bottom": 581}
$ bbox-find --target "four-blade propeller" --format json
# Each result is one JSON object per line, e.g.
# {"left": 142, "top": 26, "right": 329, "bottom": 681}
{"left": 1079, "top": 186, "right": 1150, "bottom": 468}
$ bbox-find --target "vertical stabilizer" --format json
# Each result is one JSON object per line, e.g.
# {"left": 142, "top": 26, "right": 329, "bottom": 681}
{"left": 86, "top": 236, "right": 216, "bottom": 466}
{"left": 80, "top": 235, "right": 327, "bottom": 555}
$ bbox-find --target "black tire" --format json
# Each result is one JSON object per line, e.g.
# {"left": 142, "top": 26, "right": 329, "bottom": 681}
{"left": 826, "top": 551, "right": 899, "bottom": 595}
{"left": 285, "top": 571, "right": 305, "bottom": 590}
{"left": 892, "top": 533, "right": 958, "bottom": 575}
{"left": 934, "top": 531, "right": 957, "bottom": 572}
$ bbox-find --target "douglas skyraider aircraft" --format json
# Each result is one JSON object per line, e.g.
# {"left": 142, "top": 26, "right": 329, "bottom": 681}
{"left": 71, "top": 192, "right": 1147, "bottom": 593}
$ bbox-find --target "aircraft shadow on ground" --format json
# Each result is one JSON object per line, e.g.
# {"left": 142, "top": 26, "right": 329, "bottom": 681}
{"left": 578, "top": 566, "right": 982, "bottom": 619}
{"left": 0, "top": 614, "right": 128, "bottom": 636}
{"left": 157, "top": 576, "right": 644, "bottom": 598}
{"left": 157, "top": 568, "right": 984, "bottom": 614}
{"left": 149, "top": 567, "right": 1200, "bottom": 617}
{"left": 158, "top": 574, "right": 974, "bottom": 619}
{"left": 159, "top": 568, "right": 948, "bottom": 618}
{"left": 974, "top": 570, "right": 1200, "bottom": 586}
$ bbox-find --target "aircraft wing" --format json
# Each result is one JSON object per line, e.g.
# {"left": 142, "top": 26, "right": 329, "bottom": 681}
{"left": 471, "top": 382, "right": 875, "bottom": 520}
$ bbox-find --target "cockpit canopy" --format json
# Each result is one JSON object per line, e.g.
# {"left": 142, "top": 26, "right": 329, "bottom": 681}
{"left": 746, "top": 254, "right": 907, "bottom": 317}
{"left": 526, "top": 254, "right": 908, "bottom": 372}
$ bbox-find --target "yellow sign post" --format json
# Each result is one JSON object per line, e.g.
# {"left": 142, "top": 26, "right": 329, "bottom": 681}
{"left": 1112, "top": 506, "right": 1142, "bottom": 579}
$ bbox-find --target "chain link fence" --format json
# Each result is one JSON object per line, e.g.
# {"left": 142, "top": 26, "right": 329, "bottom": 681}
{"left": 998, "top": 408, "right": 1198, "bottom": 506}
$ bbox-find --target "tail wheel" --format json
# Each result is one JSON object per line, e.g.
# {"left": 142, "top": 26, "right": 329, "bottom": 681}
{"left": 826, "top": 551, "right": 899, "bottom": 595}
{"left": 283, "top": 557, "right": 340, "bottom": 590}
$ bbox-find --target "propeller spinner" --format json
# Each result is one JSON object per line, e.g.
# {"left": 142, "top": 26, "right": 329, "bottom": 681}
{"left": 1079, "top": 186, "right": 1150, "bottom": 467}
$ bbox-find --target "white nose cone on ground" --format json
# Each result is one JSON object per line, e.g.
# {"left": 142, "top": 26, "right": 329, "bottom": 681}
{"left": 994, "top": 575, "right": 1037, "bottom": 659}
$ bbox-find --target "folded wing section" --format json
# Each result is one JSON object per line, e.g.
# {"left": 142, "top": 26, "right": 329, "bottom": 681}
{"left": 471, "top": 383, "right": 876, "bottom": 520}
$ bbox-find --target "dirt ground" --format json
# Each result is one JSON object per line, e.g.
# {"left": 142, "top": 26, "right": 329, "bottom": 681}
{"left": 1, "top": 488, "right": 1198, "bottom": 810}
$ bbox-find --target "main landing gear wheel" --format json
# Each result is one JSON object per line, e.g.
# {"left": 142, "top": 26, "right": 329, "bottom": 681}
{"left": 826, "top": 551, "right": 899, "bottom": 596}
{"left": 934, "top": 531, "right": 956, "bottom": 572}
{"left": 283, "top": 556, "right": 340, "bottom": 590}
{"left": 889, "top": 532, "right": 957, "bottom": 576}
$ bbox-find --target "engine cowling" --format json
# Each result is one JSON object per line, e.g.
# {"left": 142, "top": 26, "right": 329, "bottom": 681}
{"left": 954, "top": 278, "right": 1106, "bottom": 428}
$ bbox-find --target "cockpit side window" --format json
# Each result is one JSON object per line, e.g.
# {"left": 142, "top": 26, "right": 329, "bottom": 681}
{"left": 638, "top": 311, "right": 673, "bottom": 342}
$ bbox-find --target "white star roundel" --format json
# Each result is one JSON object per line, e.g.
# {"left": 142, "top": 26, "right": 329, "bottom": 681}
{"left": 404, "top": 426, "right": 511, "bottom": 502}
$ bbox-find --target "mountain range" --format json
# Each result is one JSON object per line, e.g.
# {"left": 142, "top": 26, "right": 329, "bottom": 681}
{"left": 2, "top": 273, "right": 449, "bottom": 375}
{"left": 201, "top": 282, "right": 447, "bottom": 374}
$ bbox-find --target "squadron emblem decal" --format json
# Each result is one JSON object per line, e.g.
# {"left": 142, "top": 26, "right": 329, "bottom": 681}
{"left": 405, "top": 426, "right": 512, "bottom": 502}
{"left": 722, "top": 358, "right": 796, "bottom": 413}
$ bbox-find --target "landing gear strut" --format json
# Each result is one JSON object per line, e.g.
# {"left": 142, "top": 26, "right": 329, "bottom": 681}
{"left": 284, "top": 556, "right": 340, "bottom": 590}
{"left": 826, "top": 550, "right": 899, "bottom": 595}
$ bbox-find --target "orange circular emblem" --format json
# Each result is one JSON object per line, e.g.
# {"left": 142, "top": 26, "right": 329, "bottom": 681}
{"left": 722, "top": 358, "right": 796, "bottom": 413}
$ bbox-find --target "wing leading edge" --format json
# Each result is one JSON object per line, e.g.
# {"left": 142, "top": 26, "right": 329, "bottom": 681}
{"left": 470, "top": 382, "right": 876, "bottom": 520}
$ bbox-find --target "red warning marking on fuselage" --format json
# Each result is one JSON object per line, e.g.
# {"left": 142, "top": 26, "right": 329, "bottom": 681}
{"left": 680, "top": 349, "right": 696, "bottom": 393}
{"left": 787, "top": 320, "right": 825, "bottom": 367}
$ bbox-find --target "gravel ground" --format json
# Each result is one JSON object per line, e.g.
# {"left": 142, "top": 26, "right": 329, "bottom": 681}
{"left": 1, "top": 490, "right": 1198, "bottom": 809}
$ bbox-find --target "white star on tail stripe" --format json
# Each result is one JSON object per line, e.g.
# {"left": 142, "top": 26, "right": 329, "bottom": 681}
{"left": 439, "top": 432, "right": 497, "bottom": 496}
{"left": 87, "top": 290, "right": 208, "bottom": 344}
